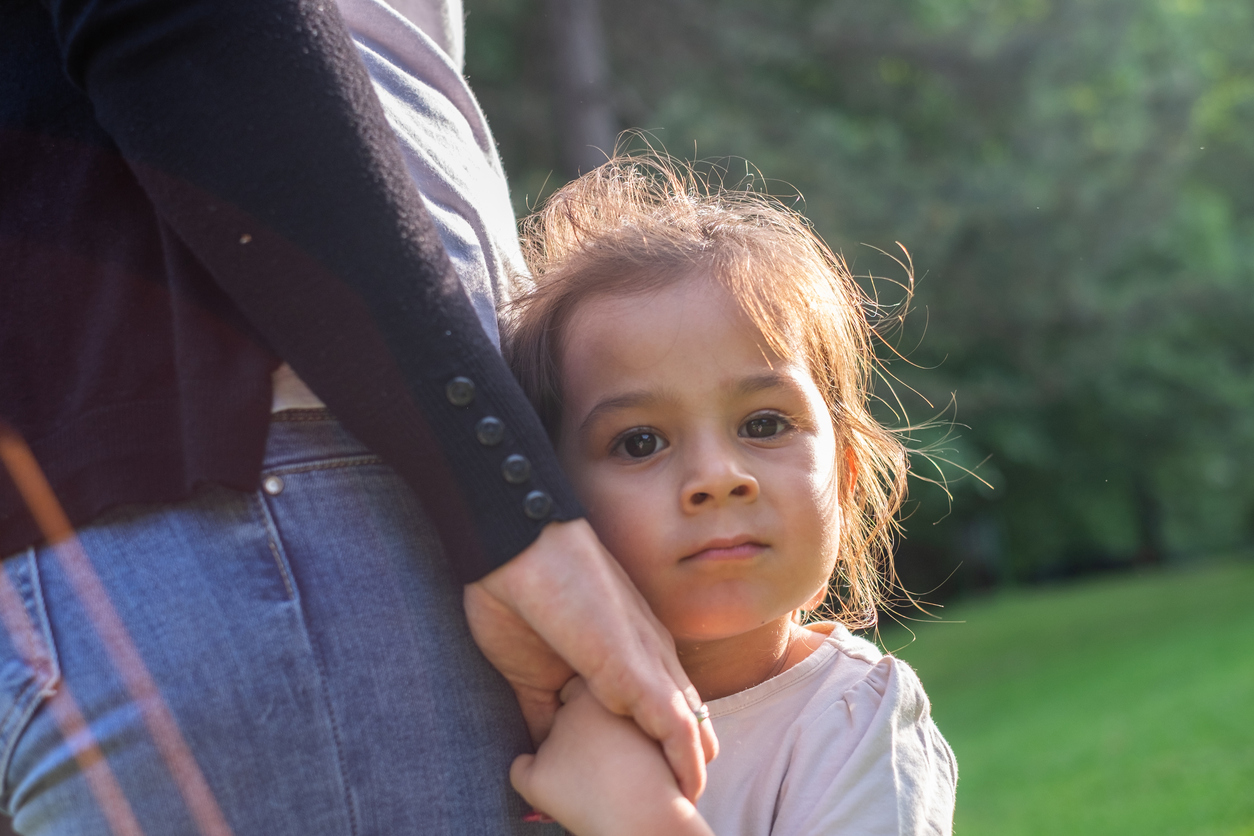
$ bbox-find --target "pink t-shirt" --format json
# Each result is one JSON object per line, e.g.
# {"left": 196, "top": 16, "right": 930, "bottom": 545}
{"left": 698, "top": 624, "right": 957, "bottom": 836}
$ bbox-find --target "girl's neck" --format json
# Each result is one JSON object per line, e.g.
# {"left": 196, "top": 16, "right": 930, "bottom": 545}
{"left": 677, "top": 618, "right": 830, "bottom": 702}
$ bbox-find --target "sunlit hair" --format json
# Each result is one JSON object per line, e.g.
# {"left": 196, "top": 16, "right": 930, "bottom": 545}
{"left": 504, "top": 154, "right": 909, "bottom": 629}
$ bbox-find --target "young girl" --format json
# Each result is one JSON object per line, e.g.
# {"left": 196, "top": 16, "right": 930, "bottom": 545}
{"left": 502, "top": 156, "right": 957, "bottom": 836}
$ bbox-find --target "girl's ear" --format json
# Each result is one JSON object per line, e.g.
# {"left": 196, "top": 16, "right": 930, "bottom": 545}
{"left": 843, "top": 446, "right": 858, "bottom": 499}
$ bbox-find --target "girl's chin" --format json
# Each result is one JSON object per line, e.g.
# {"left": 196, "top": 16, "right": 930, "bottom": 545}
{"left": 669, "top": 613, "right": 795, "bottom": 650}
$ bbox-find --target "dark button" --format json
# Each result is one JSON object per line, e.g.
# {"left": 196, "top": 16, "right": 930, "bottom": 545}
{"left": 524, "top": 490, "right": 553, "bottom": 520}
{"left": 501, "top": 454, "right": 532, "bottom": 484}
{"left": 445, "top": 376, "right": 476, "bottom": 407}
{"left": 476, "top": 416, "right": 505, "bottom": 446}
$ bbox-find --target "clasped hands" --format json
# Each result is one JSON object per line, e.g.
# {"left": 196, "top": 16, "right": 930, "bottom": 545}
{"left": 464, "top": 518, "right": 718, "bottom": 835}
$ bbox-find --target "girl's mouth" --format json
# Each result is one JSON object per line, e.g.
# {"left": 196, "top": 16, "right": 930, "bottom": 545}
{"left": 685, "top": 537, "right": 766, "bottom": 562}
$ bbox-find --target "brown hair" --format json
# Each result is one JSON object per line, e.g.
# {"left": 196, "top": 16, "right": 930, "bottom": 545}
{"left": 504, "top": 154, "right": 909, "bottom": 628}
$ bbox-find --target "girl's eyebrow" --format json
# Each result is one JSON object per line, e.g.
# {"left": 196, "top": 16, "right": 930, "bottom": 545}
{"left": 578, "top": 388, "right": 675, "bottom": 435}
{"left": 735, "top": 370, "right": 798, "bottom": 397}
{"left": 578, "top": 372, "right": 801, "bottom": 436}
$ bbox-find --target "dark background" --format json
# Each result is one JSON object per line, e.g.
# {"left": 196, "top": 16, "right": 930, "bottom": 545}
{"left": 465, "top": 0, "right": 1254, "bottom": 604}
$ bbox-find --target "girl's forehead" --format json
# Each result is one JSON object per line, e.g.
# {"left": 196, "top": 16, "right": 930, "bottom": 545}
{"left": 564, "top": 269, "right": 793, "bottom": 343}
{"left": 558, "top": 277, "right": 820, "bottom": 408}
{"left": 563, "top": 274, "right": 750, "bottom": 353}
{"left": 563, "top": 271, "right": 818, "bottom": 382}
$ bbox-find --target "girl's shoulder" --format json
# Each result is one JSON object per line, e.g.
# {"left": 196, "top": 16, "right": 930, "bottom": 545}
{"left": 811, "top": 621, "right": 942, "bottom": 730}
{"left": 705, "top": 620, "right": 952, "bottom": 797}
{"left": 782, "top": 623, "right": 957, "bottom": 834}
{"left": 699, "top": 623, "right": 957, "bottom": 836}
{"left": 816, "top": 620, "right": 885, "bottom": 666}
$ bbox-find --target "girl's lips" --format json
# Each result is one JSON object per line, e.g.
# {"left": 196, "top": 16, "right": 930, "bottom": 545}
{"left": 685, "top": 540, "right": 766, "bottom": 562}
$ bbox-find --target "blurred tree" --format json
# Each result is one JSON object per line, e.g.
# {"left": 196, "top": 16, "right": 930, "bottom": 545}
{"left": 545, "top": 0, "right": 617, "bottom": 177}
{"left": 467, "top": 0, "right": 1254, "bottom": 593}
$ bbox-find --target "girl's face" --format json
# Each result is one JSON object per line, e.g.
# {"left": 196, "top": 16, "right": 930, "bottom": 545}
{"left": 556, "top": 273, "right": 841, "bottom": 648}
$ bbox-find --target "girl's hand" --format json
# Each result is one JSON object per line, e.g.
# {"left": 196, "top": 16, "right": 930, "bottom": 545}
{"left": 509, "top": 677, "right": 716, "bottom": 836}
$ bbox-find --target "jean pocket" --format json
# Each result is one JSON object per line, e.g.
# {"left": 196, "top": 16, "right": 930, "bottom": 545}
{"left": 0, "top": 549, "right": 60, "bottom": 795}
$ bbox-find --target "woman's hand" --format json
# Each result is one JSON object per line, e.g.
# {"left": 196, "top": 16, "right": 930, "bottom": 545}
{"left": 509, "top": 677, "right": 716, "bottom": 836}
{"left": 464, "top": 518, "right": 718, "bottom": 802}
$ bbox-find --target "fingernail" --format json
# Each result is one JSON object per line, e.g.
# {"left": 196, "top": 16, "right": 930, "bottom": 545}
{"left": 522, "top": 810, "right": 557, "bottom": 823}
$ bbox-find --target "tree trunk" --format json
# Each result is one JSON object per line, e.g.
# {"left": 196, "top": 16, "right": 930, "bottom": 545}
{"left": 546, "top": 0, "right": 616, "bottom": 178}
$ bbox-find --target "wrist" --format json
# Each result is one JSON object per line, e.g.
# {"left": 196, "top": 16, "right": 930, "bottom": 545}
{"left": 605, "top": 797, "right": 714, "bottom": 836}
{"left": 491, "top": 516, "right": 595, "bottom": 597}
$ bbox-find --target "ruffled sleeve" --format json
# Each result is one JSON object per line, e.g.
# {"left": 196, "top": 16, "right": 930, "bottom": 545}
{"left": 771, "top": 654, "right": 957, "bottom": 836}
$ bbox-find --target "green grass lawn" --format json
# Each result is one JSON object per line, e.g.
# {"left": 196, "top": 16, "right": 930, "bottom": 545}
{"left": 878, "top": 560, "right": 1254, "bottom": 836}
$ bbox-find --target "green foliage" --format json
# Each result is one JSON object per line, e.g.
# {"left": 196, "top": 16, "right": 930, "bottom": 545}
{"left": 466, "top": 0, "right": 1254, "bottom": 586}
{"left": 880, "top": 561, "right": 1254, "bottom": 835}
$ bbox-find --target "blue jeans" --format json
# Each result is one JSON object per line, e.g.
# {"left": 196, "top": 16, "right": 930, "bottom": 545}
{"left": 0, "top": 412, "right": 557, "bottom": 835}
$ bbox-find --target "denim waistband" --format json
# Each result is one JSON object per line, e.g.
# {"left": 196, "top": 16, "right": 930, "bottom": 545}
{"left": 261, "top": 410, "right": 382, "bottom": 474}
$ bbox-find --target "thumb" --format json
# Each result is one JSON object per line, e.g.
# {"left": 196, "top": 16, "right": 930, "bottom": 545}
{"left": 509, "top": 753, "right": 537, "bottom": 800}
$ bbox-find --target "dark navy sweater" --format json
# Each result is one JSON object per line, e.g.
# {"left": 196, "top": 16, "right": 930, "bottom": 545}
{"left": 0, "top": 0, "right": 580, "bottom": 580}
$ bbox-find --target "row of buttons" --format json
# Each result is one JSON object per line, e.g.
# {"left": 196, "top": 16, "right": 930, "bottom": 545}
{"left": 447, "top": 376, "right": 552, "bottom": 521}
{"left": 259, "top": 378, "right": 552, "bottom": 521}
{"left": 262, "top": 467, "right": 551, "bottom": 519}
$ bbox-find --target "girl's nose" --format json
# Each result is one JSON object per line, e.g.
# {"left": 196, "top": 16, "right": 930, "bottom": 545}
{"left": 681, "top": 443, "right": 759, "bottom": 511}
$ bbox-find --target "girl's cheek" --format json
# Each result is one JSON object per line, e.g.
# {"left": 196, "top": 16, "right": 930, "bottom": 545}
{"left": 598, "top": 490, "right": 664, "bottom": 574}
{"left": 581, "top": 482, "right": 637, "bottom": 547}
{"left": 796, "top": 443, "right": 837, "bottom": 509}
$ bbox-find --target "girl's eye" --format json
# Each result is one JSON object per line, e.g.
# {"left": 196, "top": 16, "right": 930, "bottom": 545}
{"left": 742, "top": 414, "right": 791, "bottom": 439}
{"left": 618, "top": 431, "right": 666, "bottom": 458}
